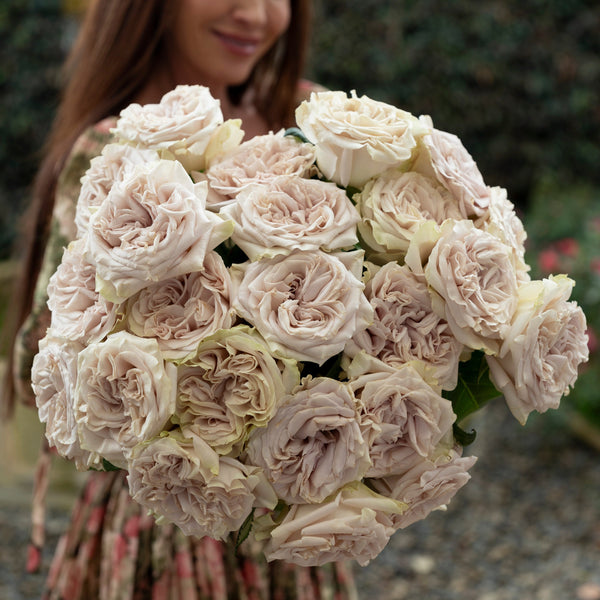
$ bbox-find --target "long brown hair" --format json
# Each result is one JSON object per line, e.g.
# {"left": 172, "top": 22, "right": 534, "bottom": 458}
{"left": 2, "top": 0, "right": 312, "bottom": 415}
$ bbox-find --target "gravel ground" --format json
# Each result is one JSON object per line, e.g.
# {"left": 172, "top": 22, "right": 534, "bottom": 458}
{"left": 1, "top": 400, "right": 599, "bottom": 600}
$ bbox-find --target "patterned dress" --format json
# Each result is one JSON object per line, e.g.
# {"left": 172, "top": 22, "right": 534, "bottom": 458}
{"left": 14, "top": 102, "right": 359, "bottom": 599}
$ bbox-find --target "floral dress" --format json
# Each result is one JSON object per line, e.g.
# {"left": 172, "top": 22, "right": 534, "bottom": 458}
{"left": 14, "top": 108, "right": 358, "bottom": 599}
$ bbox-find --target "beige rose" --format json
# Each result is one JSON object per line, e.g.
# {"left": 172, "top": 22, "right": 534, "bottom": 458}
{"left": 347, "top": 262, "right": 463, "bottom": 390}
{"left": 75, "top": 143, "right": 160, "bottom": 238}
{"left": 175, "top": 326, "right": 299, "bottom": 456}
{"left": 295, "top": 90, "right": 428, "bottom": 188}
{"left": 112, "top": 84, "right": 234, "bottom": 171}
{"left": 128, "top": 431, "right": 277, "bottom": 540}
{"left": 220, "top": 175, "right": 359, "bottom": 260}
{"left": 232, "top": 250, "right": 373, "bottom": 365}
{"left": 356, "top": 169, "right": 463, "bottom": 260}
{"left": 47, "top": 238, "right": 118, "bottom": 345}
{"left": 350, "top": 365, "right": 456, "bottom": 477}
{"left": 414, "top": 116, "right": 490, "bottom": 217}
{"left": 202, "top": 131, "right": 316, "bottom": 209}
{"left": 424, "top": 219, "right": 519, "bottom": 354}
{"left": 124, "top": 251, "right": 234, "bottom": 359}
{"left": 486, "top": 275, "right": 589, "bottom": 424}
{"left": 245, "top": 377, "right": 371, "bottom": 504}
{"left": 369, "top": 448, "right": 477, "bottom": 529}
{"left": 86, "top": 159, "right": 233, "bottom": 303}
{"left": 74, "top": 331, "right": 177, "bottom": 468}
{"left": 264, "top": 482, "right": 405, "bottom": 567}
{"left": 31, "top": 336, "right": 98, "bottom": 469}
{"left": 474, "top": 186, "right": 530, "bottom": 282}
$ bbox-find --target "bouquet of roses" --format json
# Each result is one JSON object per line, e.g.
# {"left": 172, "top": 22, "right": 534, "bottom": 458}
{"left": 31, "top": 84, "right": 589, "bottom": 567}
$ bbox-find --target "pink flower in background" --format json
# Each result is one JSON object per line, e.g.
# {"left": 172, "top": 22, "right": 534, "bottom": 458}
{"left": 538, "top": 249, "right": 561, "bottom": 274}
{"left": 556, "top": 237, "right": 579, "bottom": 258}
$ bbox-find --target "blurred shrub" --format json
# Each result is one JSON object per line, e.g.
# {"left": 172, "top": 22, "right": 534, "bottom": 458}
{"left": 524, "top": 178, "right": 600, "bottom": 427}
{"left": 308, "top": 0, "right": 600, "bottom": 208}
{"left": 0, "top": 0, "right": 64, "bottom": 259}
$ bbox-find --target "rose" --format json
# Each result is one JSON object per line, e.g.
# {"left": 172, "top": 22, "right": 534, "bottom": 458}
{"left": 31, "top": 336, "right": 98, "bottom": 469}
{"left": 75, "top": 143, "right": 160, "bottom": 238}
{"left": 369, "top": 448, "right": 477, "bottom": 529}
{"left": 124, "top": 251, "right": 235, "bottom": 359}
{"left": 295, "top": 90, "right": 428, "bottom": 188}
{"left": 263, "top": 482, "right": 405, "bottom": 567}
{"left": 349, "top": 364, "right": 456, "bottom": 478}
{"left": 424, "top": 219, "right": 519, "bottom": 354}
{"left": 474, "top": 186, "right": 530, "bottom": 282}
{"left": 86, "top": 159, "right": 233, "bottom": 303}
{"left": 111, "top": 84, "right": 241, "bottom": 171}
{"left": 128, "top": 431, "right": 277, "bottom": 540}
{"left": 232, "top": 250, "right": 373, "bottom": 365}
{"left": 47, "top": 239, "right": 118, "bottom": 345}
{"left": 74, "top": 331, "right": 177, "bottom": 468}
{"left": 413, "top": 116, "right": 490, "bottom": 217}
{"left": 202, "top": 131, "right": 316, "bottom": 209}
{"left": 220, "top": 175, "right": 359, "bottom": 260}
{"left": 245, "top": 377, "right": 371, "bottom": 504}
{"left": 355, "top": 170, "right": 463, "bottom": 260}
{"left": 347, "top": 262, "right": 463, "bottom": 390}
{"left": 486, "top": 275, "right": 589, "bottom": 424}
{"left": 175, "top": 326, "right": 299, "bottom": 456}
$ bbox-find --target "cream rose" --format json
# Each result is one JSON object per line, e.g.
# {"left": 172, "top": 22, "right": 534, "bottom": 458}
{"left": 414, "top": 116, "right": 490, "bottom": 217}
{"left": 356, "top": 169, "right": 463, "bottom": 260}
{"left": 124, "top": 251, "right": 234, "bottom": 359}
{"left": 220, "top": 175, "right": 359, "bottom": 260}
{"left": 486, "top": 275, "right": 589, "bottom": 424}
{"left": 203, "top": 131, "right": 316, "bottom": 209}
{"left": 295, "top": 90, "right": 428, "bottom": 188}
{"left": 424, "top": 219, "right": 519, "bottom": 354}
{"left": 350, "top": 365, "right": 456, "bottom": 477}
{"left": 475, "top": 186, "right": 530, "bottom": 282}
{"left": 347, "top": 262, "right": 463, "bottom": 390}
{"left": 264, "top": 482, "right": 405, "bottom": 567}
{"left": 232, "top": 250, "right": 373, "bottom": 365}
{"left": 111, "top": 84, "right": 236, "bottom": 171}
{"left": 245, "top": 377, "right": 371, "bottom": 504}
{"left": 47, "top": 238, "right": 118, "bottom": 345}
{"left": 128, "top": 431, "right": 277, "bottom": 540}
{"left": 86, "top": 159, "right": 233, "bottom": 303}
{"left": 31, "top": 336, "right": 98, "bottom": 469}
{"left": 175, "top": 326, "right": 299, "bottom": 456}
{"left": 369, "top": 448, "right": 477, "bottom": 529}
{"left": 74, "top": 331, "right": 177, "bottom": 468}
{"left": 75, "top": 143, "right": 160, "bottom": 238}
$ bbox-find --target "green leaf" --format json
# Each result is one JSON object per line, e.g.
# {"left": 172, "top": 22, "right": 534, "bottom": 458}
{"left": 235, "top": 509, "right": 255, "bottom": 553}
{"left": 443, "top": 350, "right": 502, "bottom": 425}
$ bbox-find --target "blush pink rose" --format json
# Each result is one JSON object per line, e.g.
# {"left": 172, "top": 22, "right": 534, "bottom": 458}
{"left": 86, "top": 159, "right": 233, "bottom": 303}
{"left": 486, "top": 275, "right": 589, "bottom": 424}
{"left": 232, "top": 250, "right": 373, "bottom": 365}
{"left": 347, "top": 262, "right": 463, "bottom": 390}
{"left": 245, "top": 377, "right": 371, "bottom": 504}
{"left": 47, "top": 238, "right": 118, "bottom": 345}
{"left": 220, "top": 175, "right": 360, "bottom": 260}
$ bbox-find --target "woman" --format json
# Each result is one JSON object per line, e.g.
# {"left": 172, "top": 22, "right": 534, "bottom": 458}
{"left": 4, "top": 1, "right": 358, "bottom": 598}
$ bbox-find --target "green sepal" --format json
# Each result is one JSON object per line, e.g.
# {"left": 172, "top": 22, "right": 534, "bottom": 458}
{"left": 235, "top": 509, "right": 255, "bottom": 553}
{"left": 453, "top": 422, "right": 478, "bottom": 446}
{"left": 101, "top": 459, "right": 121, "bottom": 472}
{"left": 283, "top": 127, "right": 311, "bottom": 144}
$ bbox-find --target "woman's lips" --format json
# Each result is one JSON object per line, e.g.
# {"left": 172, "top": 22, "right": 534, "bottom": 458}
{"left": 213, "top": 31, "right": 262, "bottom": 57}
